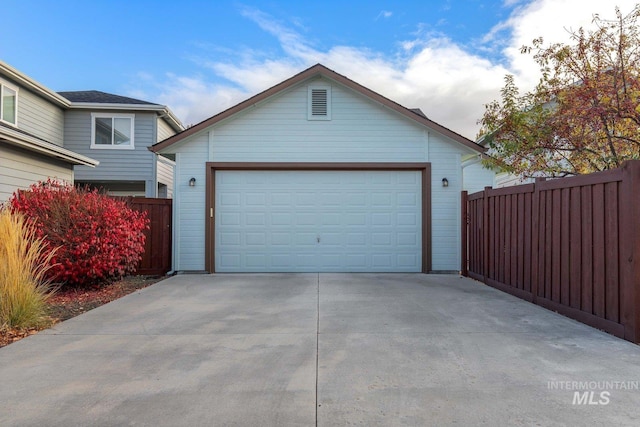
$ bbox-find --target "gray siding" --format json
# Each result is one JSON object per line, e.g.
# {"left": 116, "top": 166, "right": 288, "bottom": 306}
{"left": 0, "top": 143, "right": 73, "bottom": 202}
{"left": 157, "top": 118, "right": 175, "bottom": 142}
{"left": 157, "top": 156, "right": 174, "bottom": 198}
{"left": 462, "top": 157, "right": 497, "bottom": 193}
{"left": 65, "top": 110, "right": 157, "bottom": 182}
{"left": 0, "top": 76, "right": 64, "bottom": 146}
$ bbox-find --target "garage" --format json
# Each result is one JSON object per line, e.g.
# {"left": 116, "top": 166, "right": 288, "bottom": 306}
{"left": 208, "top": 164, "right": 431, "bottom": 273}
{"left": 152, "top": 64, "right": 483, "bottom": 273}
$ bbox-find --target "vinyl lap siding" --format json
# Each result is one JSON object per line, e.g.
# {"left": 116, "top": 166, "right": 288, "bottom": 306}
{"left": 157, "top": 118, "right": 175, "bottom": 143}
{"left": 0, "top": 144, "right": 73, "bottom": 202}
{"left": 175, "top": 134, "right": 209, "bottom": 271}
{"left": 64, "top": 110, "right": 156, "bottom": 181}
{"left": 212, "top": 80, "right": 425, "bottom": 162}
{"left": 429, "top": 135, "right": 464, "bottom": 271}
{"left": 462, "top": 158, "right": 496, "bottom": 193}
{"left": 157, "top": 157, "right": 174, "bottom": 198}
{"left": 0, "top": 76, "right": 65, "bottom": 145}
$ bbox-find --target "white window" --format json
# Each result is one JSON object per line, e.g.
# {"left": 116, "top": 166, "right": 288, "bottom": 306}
{"left": 91, "top": 113, "right": 135, "bottom": 149}
{"left": 0, "top": 82, "right": 18, "bottom": 126}
{"left": 308, "top": 85, "right": 331, "bottom": 120}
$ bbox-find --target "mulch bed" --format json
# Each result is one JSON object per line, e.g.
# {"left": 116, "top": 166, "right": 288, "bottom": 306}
{"left": 0, "top": 275, "right": 165, "bottom": 348}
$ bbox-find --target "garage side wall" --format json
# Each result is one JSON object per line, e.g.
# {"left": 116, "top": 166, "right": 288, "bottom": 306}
{"left": 173, "top": 78, "right": 468, "bottom": 271}
{"left": 173, "top": 133, "right": 209, "bottom": 271}
{"left": 429, "top": 135, "right": 463, "bottom": 271}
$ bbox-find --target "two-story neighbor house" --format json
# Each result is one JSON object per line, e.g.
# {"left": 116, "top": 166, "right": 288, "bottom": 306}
{"left": 0, "top": 61, "right": 98, "bottom": 202}
{"left": 0, "top": 60, "right": 183, "bottom": 202}
{"left": 59, "top": 91, "right": 183, "bottom": 197}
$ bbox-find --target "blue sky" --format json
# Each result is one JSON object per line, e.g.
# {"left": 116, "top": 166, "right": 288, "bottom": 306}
{"left": 3, "top": 0, "right": 637, "bottom": 139}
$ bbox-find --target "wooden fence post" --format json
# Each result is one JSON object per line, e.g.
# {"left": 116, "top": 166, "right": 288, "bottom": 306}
{"left": 619, "top": 160, "right": 640, "bottom": 343}
{"left": 530, "top": 178, "right": 545, "bottom": 304}
{"left": 461, "top": 191, "right": 468, "bottom": 276}
{"left": 482, "top": 187, "right": 491, "bottom": 283}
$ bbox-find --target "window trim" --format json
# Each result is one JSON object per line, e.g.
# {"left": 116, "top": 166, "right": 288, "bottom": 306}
{"left": 307, "top": 85, "right": 331, "bottom": 121}
{"left": 90, "top": 113, "right": 135, "bottom": 150}
{"left": 0, "top": 80, "right": 19, "bottom": 127}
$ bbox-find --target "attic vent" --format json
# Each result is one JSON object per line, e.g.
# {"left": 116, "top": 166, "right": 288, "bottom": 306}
{"left": 308, "top": 85, "right": 331, "bottom": 120}
{"left": 311, "top": 89, "right": 327, "bottom": 115}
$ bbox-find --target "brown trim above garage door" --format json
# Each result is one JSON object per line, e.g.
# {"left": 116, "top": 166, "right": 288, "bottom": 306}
{"left": 205, "top": 162, "right": 432, "bottom": 273}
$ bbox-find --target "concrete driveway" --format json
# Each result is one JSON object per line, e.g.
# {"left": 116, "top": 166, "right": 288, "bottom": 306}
{"left": 1, "top": 274, "right": 640, "bottom": 426}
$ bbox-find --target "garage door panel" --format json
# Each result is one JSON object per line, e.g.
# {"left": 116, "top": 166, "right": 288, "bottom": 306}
{"left": 219, "top": 232, "right": 241, "bottom": 245}
{"left": 347, "top": 193, "right": 367, "bottom": 206}
{"left": 397, "top": 213, "right": 418, "bottom": 226}
{"left": 346, "top": 213, "right": 367, "bottom": 226}
{"left": 215, "top": 170, "right": 421, "bottom": 272}
{"left": 271, "top": 233, "right": 291, "bottom": 245}
{"left": 347, "top": 233, "right": 367, "bottom": 246}
{"left": 219, "top": 253, "right": 241, "bottom": 269}
{"left": 371, "top": 212, "right": 393, "bottom": 226}
{"left": 372, "top": 254, "right": 393, "bottom": 268}
{"left": 397, "top": 232, "right": 417, "bottom": 246}
{"left": 398, "top": 253, "right": 420, "bottom": 267}
{"left": 271, "top": 213, "right": 292, "bottom": 225}
{"left": 245, "top": 213, "right": 266, "bottom": 225}
{"left": 271, "top": 193, "right": 292, "bottom": 205}
{"left": 320, "top": 232, "right": 343, "bottom": 246}
{"left": 295, "top": 233, "right": 317, "bottom": 246}
{"left": 321, "top": 213, "right": 341, "bottom": 225}
{"left": 371, "top": 173, "right": 393, "bottom": 184}
{"left": 296, "top": 213, "right": 317, "bottom": 226}
{"left": 220, "top": 213, "right": 241, "bottom": 226}
{"left": 372, "top": 192, "right": 393, "bottom": 207}
{"left": 346, "top": 254, "right": 367, "bottom": 267}
{"left": 219, "top": 193, "right": 241, "bottom": 207}
{"left": 398, "top": 192, "right": 418, "bottom": 206}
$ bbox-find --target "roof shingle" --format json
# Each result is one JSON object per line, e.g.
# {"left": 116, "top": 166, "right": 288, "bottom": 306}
{"left": 58, "top": 90, "right": 157, "bottom": 105}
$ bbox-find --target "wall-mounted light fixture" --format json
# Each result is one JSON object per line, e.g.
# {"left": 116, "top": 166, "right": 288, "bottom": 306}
{"left": 189, "top": 177, "right": 196, "bottom": 187}
{"left": 442, "top": 177, "right": 449, "bottom": 187}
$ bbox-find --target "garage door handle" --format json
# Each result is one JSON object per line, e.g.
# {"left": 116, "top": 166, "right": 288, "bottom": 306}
{"left": 317, "top": 236, "right": 320, "bottom": 243}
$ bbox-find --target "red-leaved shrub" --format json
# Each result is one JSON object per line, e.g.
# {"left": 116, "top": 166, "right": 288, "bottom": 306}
{"left": 9, "top": 180, "right": 149, "bottom": 287}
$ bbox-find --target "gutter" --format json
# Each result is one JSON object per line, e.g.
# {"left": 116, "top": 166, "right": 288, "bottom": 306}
{"left": 0, "top": 61, "right": 70, "bottom": 108}
{"left": 1, "top": 127, "right": 98, "bottom": 167}
{"left": 68, "top": 102, "right": 185, "bottom": 132}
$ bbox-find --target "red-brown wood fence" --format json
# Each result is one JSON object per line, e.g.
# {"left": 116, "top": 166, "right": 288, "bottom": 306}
{"left": 127, "top": 198, "right": 172, "bottom": 276}
{"left": 461, "top": 160, "right": 640, "bottom": 343}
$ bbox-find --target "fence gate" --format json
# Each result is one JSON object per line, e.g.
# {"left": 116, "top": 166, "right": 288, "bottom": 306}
{"left": 128, "top": 198, "right": 172, "bottom": 276}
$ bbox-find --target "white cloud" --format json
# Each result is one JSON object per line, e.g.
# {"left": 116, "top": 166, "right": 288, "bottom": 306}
{"left": 133, "top": 1, "right": 639, "bottom": 139}
{"left": 376, "top": 10, "right": 393, "bottom": 20}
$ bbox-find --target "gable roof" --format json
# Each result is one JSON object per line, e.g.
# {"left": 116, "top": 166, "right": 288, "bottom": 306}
{"left": 58, "top": 90, "right": 184, "bottom": 132}
{"left": 150, "top": 63, "right": 484, "bottom": 153}
{"left": 58, "top": 90, "right": 158, "bottom": 105}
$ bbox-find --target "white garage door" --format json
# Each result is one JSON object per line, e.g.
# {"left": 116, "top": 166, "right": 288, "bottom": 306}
{"left": 215, "top": 170, "right": 422, "bottom": 272}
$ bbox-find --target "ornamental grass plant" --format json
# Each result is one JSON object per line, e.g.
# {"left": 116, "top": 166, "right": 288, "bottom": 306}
{"left": 0, "top": 207, "right": 56, "bottom": 330}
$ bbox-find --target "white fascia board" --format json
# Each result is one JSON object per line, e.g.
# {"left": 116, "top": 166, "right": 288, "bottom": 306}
{"left": 68, "top": 102, "right": 165, "bottom": 111}
{"left": 162, "top": 109, "right": 185, "bottom": 132}
{"left": 1, "top": 127, "right": 98, "bottom": 167}
{"left": 69, "top": 102, "right": 185, "bottom": 131}
{"left": 0, "top": 61, "right": 70, "bottom": 108}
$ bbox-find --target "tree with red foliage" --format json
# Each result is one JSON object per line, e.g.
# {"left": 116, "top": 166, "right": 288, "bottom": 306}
{"left": 479, "top": 5, "right": 640, "bottom": 178}
{"left": 9, "top": 180, "right": 149, "bottom": 287}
